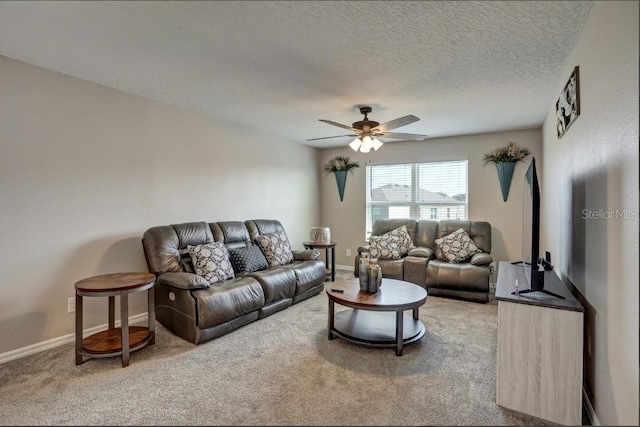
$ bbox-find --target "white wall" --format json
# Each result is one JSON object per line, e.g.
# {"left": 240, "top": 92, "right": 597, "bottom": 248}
{"left": 318, "top": 128, "right": 543, "bottom": 272}
{"left": 0, "top": 56, "right": 320, "bottom": 355}
{"left": 541, "top": 1, "right": 639, "bottom": 425}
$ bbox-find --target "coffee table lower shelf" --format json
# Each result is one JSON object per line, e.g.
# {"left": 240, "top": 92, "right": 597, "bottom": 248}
{"left": 330, "top": 310, "right": 425, "bottom": 349}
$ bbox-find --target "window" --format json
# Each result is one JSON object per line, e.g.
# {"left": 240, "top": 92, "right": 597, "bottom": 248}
{"left": 365, "top": 160, "right": 468, "bottom": 238}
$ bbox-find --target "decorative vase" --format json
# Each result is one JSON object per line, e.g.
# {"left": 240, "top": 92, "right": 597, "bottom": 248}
{"left": 359, "top": 254, "right": 370, "bottom": 291}
{"left": 334, "top": 170, "right": 348, "bottom": 202}
{"left": 495, "top": 161, "right": 517, "bottom": 202}
{"left": 367, "top": 258, "right": 383, "bottom": 293}
{"left": 310, "top": 227, "right": 331, "bottom": 244}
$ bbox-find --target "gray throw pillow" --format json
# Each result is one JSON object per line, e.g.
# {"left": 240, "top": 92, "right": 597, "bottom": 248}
{"left": 229, "top": 245, "right": 269, "bottom": 273}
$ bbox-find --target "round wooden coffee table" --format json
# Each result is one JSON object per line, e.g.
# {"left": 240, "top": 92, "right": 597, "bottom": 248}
{"left": 75, "top": 272, "right": 156, "bottom": 367}
{"left": 326, "top": 278, "right": 427, "bottom": 356}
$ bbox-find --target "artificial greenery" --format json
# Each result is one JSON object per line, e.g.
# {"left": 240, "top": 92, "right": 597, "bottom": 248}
{"left": 482, "top": 142, "right": 531, "bottom": 164}
{"left": 323, "top": 156, "right": 360, "bottom": 175}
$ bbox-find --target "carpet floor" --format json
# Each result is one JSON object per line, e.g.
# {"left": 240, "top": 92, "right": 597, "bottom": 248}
{"left": 0, "top": 270, "right": 558, "bottom": 426}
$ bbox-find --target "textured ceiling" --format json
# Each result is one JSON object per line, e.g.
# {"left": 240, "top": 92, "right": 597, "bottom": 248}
{"left": 0, "top": 1, "right": 593, "bottom": 148}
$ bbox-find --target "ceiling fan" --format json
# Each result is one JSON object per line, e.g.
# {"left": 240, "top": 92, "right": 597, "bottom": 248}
{"left": 306, "top": 106, "right": 428, "bottom": 153}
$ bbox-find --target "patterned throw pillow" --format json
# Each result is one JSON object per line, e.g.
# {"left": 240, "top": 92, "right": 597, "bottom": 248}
{"left": 435, "top": 228, "right": 482, "bottom": 263}
{"left": 395, "top": 225, "right": 416, "bottom": 252}
{"left": 254, "top": 230, "right": 294, "bottom": 267}
{"left": 187, "top": 242, "right": 235, "bottom": 284}
{"left": 228, "top": 245, "right": 269, "bottom": 273}
{"left": 369, "top": 225, "right": 416, "bottom": 260}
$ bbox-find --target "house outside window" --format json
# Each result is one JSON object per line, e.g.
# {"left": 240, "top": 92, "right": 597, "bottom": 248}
{"left": 365, "top": 160, "right": 468, "bottom": 238}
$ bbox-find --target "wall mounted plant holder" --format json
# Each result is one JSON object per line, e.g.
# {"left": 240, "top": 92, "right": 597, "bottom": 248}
{"left": 334, "top": 170, "right": 347, "bottom": 202}
{"left": 323, "top": 155, "right": 360, "bottom": 203}
{"left": 483, "top": 142, "right": 531, "bottom": 203}
{"left": 496, "top": 161, "right": 516, "bottom": 202}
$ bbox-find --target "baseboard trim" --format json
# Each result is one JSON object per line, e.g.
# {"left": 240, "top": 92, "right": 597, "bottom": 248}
{"left": 0, "top": 313, "right": 148, "bottom": 365}
{"left": 583, "top": 386, "right": 600, "bottom": 425}
{"left": 335, "top": 264, "right": 353, "bottom": 271}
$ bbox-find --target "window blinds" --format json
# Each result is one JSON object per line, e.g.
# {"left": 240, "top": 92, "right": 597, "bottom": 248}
{"left": 365, "top": 160, "right": 468, "bottom": 237}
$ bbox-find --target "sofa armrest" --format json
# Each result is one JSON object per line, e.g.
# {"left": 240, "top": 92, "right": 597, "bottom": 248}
{"left": 292, "top": 249, "right": 320, "bottom": 261}
{"left": 157, "top": 272, "right": 210, "bottom": 290}
{"left": 408, "top": 246, "right": 433, "bottom": 259}
{"left": 470, "top": 252, "right": 493, "bottom": 266}
{"left": 357, "top": 245, "right": 370, "bottom": 255}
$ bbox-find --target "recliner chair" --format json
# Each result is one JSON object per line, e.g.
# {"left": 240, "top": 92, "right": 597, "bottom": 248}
{"left": 355, "top": 219, "right": 493, "bottom": 303}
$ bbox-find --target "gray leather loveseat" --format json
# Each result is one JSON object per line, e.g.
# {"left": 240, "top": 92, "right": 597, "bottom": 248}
{"left": 142, "top": 219, "right": 326, "bottom": 344}
{"left": 355, "top": 219, "right": 493, "bottom": 303}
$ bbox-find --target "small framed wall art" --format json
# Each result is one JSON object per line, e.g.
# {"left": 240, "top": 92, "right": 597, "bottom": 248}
{"left": 556, "top": 66, "right": 580, "bottom": 139}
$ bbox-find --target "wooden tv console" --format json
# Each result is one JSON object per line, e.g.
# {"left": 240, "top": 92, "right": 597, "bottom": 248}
{"left": 495, "top": 261, "right": 584, "bottom": 426}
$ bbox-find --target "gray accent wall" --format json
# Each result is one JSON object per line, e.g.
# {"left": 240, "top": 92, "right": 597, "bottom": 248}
{"left": 0, "top": 56, "right": 320, "bottom": 355}
{"left": 540, "top": 1, "right": 639, "bottom": 425}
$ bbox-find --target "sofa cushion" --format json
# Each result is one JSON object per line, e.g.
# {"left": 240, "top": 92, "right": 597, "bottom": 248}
{"left": 435, "top": 228, "right": 482, "bottom": 263}
{"left": 280, "top": 260, "right": 326, "bottom": 295}
{"left": 247, "top": 267, "right": 296, "bottom": 305}
{"left": 403, "top": 256, "right": 428, "bottom": 286}
{"left": 187, "top": 242, "right": 235, "bottom": 284}
{"left": 228, "top": 245, "right": 269, "bottom": 273}
{"left": 369, "top": 225, "right": 415, "bottom": 259}
{"left": 408, "top": 246, "right": 433, "bottom": 258}
{"left": 255, "top": 230, "right": 294, "bottom": 267}
{"left": 192, "top": 277, "right": 265, "bottom": 329}
{"left": 376, "top": 259, "right": 404, "bottom": 279}
{"left": 426, "top": 259, "right": 490, "bottom": 293}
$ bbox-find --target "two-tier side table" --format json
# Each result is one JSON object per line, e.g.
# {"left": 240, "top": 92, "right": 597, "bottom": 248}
{"left": 75, "top": 272, "right": 156, "bottom": 367}
{"left": 303, "top": 241, "right": 336, "bottom": 281}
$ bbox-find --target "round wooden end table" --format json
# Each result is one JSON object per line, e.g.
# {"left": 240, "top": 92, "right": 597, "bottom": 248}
{"left": 75, "top": 272, "right": 156, "bottom": 367}
{"left": 303, "top": 241, "right": 336, "bottom": 281}
{"left": 326, "top": 278, "right": 427, "bottom": 356}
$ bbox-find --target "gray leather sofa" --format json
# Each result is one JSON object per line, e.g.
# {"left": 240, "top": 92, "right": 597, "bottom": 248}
{"left": 355, "top": 219, "right": 493, "bottom": 303}
{"left": 142, "top": 219, "right": 326, "bottom": 344}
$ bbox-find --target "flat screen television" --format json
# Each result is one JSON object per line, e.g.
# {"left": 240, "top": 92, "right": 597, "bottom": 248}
{"left": 517, "top": 157, "right": 564, "bottom": 299}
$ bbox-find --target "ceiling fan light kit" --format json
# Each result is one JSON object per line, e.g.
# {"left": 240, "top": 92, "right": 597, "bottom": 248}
{"left": 350, "top": 135, "right": 383, "bottom": 153}
{"left": 348, "top": 138, "right": 362, "bottom": 151}
{"left": 307, "top": 106, "right": 428, "bottom": 152}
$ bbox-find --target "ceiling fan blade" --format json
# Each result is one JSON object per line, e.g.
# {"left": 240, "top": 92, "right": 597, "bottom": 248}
{"left": 374, "top": 132, "right": 428, "bottom": 140}
{"left": 319, "top": 119, "right": 360, "bottom": 132}
{"left": 305, "top": 134, "right": 358, "bottom": 141}
{"left": 372, "top": 115, "right": 420, "bottom": 132}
